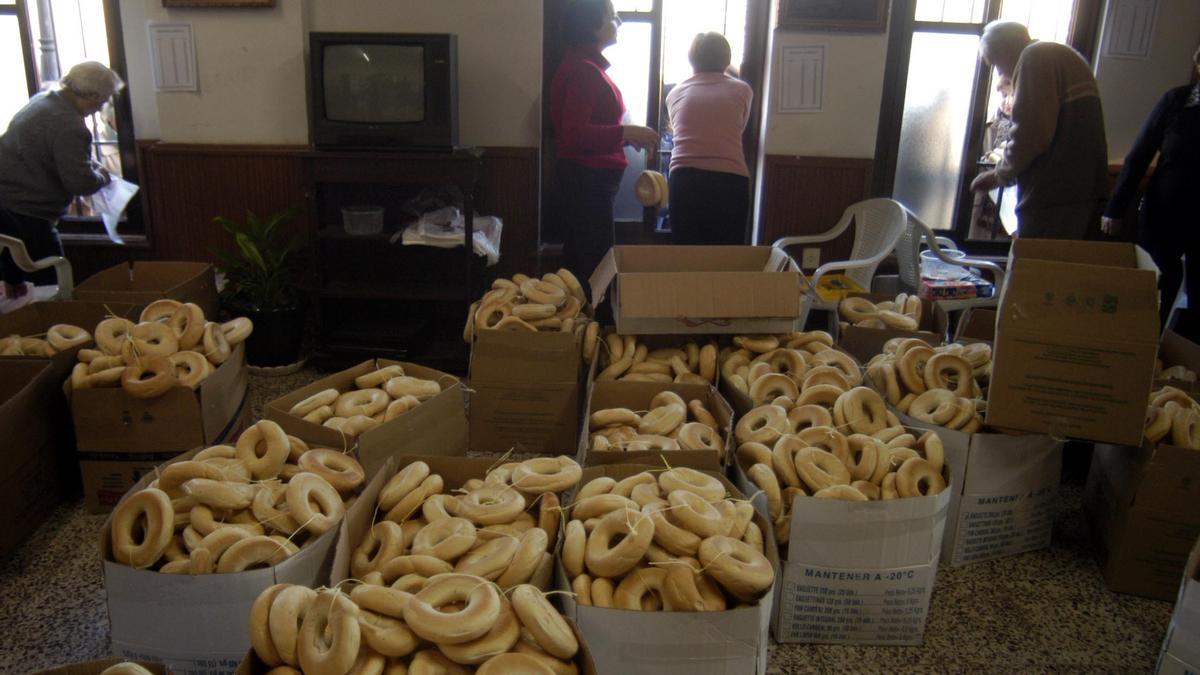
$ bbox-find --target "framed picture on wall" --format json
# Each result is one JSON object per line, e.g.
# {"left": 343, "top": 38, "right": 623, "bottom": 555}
{"left": 162, "top": 0, "right": 275, "bottom": 7}
{"left": 778, "top": 0, "right": 889, "bottom": 33}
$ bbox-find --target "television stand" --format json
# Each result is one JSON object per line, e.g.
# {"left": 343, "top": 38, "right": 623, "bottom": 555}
{"left": 301, "top": 147, "right": 484, "bottom": 374}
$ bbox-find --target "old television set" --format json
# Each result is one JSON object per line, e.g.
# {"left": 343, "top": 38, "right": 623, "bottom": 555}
{"left": 308, "top": 32, "right": 458, "bottom": 150}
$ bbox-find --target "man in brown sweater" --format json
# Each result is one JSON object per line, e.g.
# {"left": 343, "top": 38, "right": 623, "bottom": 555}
{"left": 970, "top": 21, "right": 1109, "bottom": 240}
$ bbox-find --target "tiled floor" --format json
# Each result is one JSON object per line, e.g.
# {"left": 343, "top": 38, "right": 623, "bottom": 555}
{"left": 0, "top": 369, "right": 1176, "bottom": 674}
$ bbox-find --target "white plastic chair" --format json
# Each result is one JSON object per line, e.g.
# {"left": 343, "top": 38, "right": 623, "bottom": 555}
{"left": 772, "top": 198, "right": 909, "bottom": 328}
{"left": 901, "top": 206, "right": 1004, "bottom": 314}
{"left": 0, "top": 234, "right": 74, "bottom": 301}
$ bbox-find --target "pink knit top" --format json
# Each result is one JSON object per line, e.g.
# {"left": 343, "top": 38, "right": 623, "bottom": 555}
{"left": 666, "top": 72, "right": 753, "bottom": 177}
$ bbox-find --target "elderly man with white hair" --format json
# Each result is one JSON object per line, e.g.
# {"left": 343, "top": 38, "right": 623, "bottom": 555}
{"left": 0, "top": 61, "right": 124, "bottom": 303}
{"left": 970, "top": 21, "right": 1109, "bottom": 240}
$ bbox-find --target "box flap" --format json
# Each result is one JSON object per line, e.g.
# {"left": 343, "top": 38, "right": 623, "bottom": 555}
{"left": 1132, "top": 444, "right": 1200, "bottom": 519}
{"left": 956, "top": 309, "right": 997, "bottom": 342}
{"left": 1010, "top": 239, "right": 1145, "bottom": 269}
{"left": 470, "top": 329, "right": 580, "bottom": 384}
{"left": 618, "top": 270, "right": 801, "bottom": 320}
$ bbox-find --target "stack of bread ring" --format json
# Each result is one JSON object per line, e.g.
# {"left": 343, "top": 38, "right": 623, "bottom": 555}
{"left": 862, "top": 337, "right": 991, "bottom": 434}
{"left": 1155, "top": 360, "right": 1198, "bottom": 385}
{"left": 66, "top": 299, "right": 253, "bottom": 399}
{"left": 0, "top": 323, "right": 92, "bottom": 356}
{"left": 1144, "top": 386, "right": 1200, "bottom": 449}
{"left": 586, "top": 332, "right": 718, "bottom": 385}
{"left": 734, "top": 385, "right": 947, "bottom": 545}
{"left": 108, "top": 420, "right": 363, "bottom": 573}
{"left": 837, "top": 293, "right": 923, "bottom": 331}
{"left": 720, "top": 331, "right": 861, "bottom": 407}
{"left": 588, "top": 389, "right": 725, "bottom": 455}
{"left": 563, "top": 468, "right": 775, "bottom": 612}
{"left": 248, "top": 577, "right": 582, "bottom": 673}
{"left": 286, "top": 364, "right": 447, "bottom": 440}
{"left": 348, "top": 456, "right": 583, "bottom": 596}
{"left": 464, "top": 269, "right": 591, "bottom": 341}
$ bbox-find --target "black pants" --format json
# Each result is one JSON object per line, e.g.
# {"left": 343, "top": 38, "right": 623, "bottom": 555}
{"left": 0, "top": 205, "right": 61, "bottom": 286}
{"left": 668, "top": 167, "right": 749, "bottom": 245}
{"left": 1141, "top": 227, "right": 1199, "bottom": 328}
{"left": 556, "top": 159, "right": 623, "bottom": 299}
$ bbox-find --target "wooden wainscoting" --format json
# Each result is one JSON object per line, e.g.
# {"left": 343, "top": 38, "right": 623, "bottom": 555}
{"left": 475, "top": 147, "right": 539, "bottom": 278}
{"left": 757, "top": 155, "right": 874, "bottom": 269}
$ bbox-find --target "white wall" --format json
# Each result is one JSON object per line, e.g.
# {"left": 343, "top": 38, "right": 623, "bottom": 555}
{"left": 120, "top": 0, "right": 542, "bottom": 147}
{"left": 761, "top": 30, "right": 889, "bottom": 158}
{"left": 1097, "top": 0, "right": 1200, "bottom": 160}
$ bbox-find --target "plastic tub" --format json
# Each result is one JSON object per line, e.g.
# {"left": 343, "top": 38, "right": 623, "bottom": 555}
{"left": 920, "top": 248, "right": 969, "bottom": 280}
{"left": 341, "top": 205, "right": 384, "bottom": 235}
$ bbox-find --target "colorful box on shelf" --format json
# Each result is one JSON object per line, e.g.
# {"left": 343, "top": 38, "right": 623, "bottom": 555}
{"left": 73, "top": 261, "right": 218, "bottom": 320}
{"left": 590, "top": 245, "right": 804, "bottom": 335}
{"left": 72, "top": 343, "right": 250, "bottom": 513}
{"left": 918, "top": 274, "right": 995, "bottom": 301}
{"left": 266, "top": 359, "right": 467, "bottom": 478}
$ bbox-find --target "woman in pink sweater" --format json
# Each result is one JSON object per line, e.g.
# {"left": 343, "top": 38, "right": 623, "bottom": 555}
{"left": 665, "top": 32, "right": 753, "bottom": 245}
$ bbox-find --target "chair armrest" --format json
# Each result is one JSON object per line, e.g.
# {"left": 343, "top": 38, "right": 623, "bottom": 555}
{"left": 922, "top": 235, "right": 1005, "bottom": 287}
{"left": 808, "top": 251, "right": 894, "bottom": 290}
{"left": 772, "top": 209, "right": 855, "bottom": 249}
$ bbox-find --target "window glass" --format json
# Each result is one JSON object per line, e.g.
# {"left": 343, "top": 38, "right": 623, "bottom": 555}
{"left": 604, "top": 21, "right": 652, "bottom": 221}
{"left": 662, "top": 0, "right": 747, "bottom": 87}
{"left": 613, "top": 0, "right": 652, "bottom": 13}
{"left": 915, "top": 0, "right": 986, "bottom": 24}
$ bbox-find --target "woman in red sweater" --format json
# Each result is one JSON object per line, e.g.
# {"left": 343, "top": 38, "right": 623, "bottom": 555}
{"left": 550, "top": 0, "right": 658, "bottom": 296}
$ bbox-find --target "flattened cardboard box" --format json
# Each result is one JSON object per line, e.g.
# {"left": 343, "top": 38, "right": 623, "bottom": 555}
{"left": 266, "top": 359, "right": 467, "bottom": 477}
{"left": 578, "top": 379, "right": 732, "bottom": 471}
{"left": 732, "top": 453, "right": 951, "bottom": 644}
{"left": 34, "top": 659, "right": 168, "bottom": 675}
{"left": 1158, "top": 538, "right": 1200, "bottom": 674}
{"left": 74, "top": 261, "right": 218, "bottom": 319}
{"left": 987, "top": 239, "right": 1160, "bottom": 446}
{"left": 0, "top": 360, "right": 62, "bottom": 559}
{"left": 557, "top": 464, "right": 776, "bottom": 675}
{"left": 1085, "top": 442, "right": 1200, "bottom": 601}
{"left": 101, "top": 446, "right": 368, "bottom": 675}
{"left": 469, "top": 329, "right": 584, "bottom": 454}
{"left": 590, "top": 245, "right": 804, "bottom": 335}
{"left": 74, "top": 343, "right": 250, "bottom": 513}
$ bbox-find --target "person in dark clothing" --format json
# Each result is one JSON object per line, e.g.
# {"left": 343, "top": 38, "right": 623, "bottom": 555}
{"left": 1102, "top": 45, "right": 1200, "bottom": 326}
{"left": 549, "top": 0, "right": 657, "bottom": 294}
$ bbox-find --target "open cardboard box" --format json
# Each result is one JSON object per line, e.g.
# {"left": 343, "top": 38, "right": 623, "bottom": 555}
{"left": 0, "top": 360, "right": 64, "bottom": 559}
{"left": 0, "top": 300, "right": 137, "bottom": 368}
{"left": 73, "top": 343, "right": 250, "bottom": 513}
{"left": 987, "top": 239, "right": 1160, "bottom": 446}
{"left": 732, "top": 444, "right": 951, "bottom": 644}
{"left": 100, "top": 445, "right": 369, "bottom": 674}
{"left": 1157, "top": 537, "right": 1200, "bottom": 674}
{"left": 556, "top": 463, "right": 776, "bottom": 675}
{"left": 578, "top": 379, "right": 732, "bottom": 471}
{"left": 266, "top": 359, "right": 467, "bottom": 478}
{"left": 469, "top": 327, "right": 589, "bottom": 454}
{"left": 74, "top": 261, "right": 218, "bottom": 319}
{"left": 590, "top": 245, "right": 804, "bottom": 335}
{"left": 34, "top": 659, "right": 169, "bottom": 675}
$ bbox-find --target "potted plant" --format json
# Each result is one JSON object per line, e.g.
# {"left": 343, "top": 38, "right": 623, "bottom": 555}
{"left": 211, "top": 207, "right": 308, "bottom": 367}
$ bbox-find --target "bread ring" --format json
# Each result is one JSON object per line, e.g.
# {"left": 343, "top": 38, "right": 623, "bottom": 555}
{"left": 332, "top": 388, "right": 388, "bottom": 418}
{"left": 168, "top": 350, "right": 211, "bottom": 390}
{"left": 735, "top": 404, "right": 789, "bottom": 445}
{"left": 1146, "top": 406, "right": 1173, "bottom": 443}
{"left": 268, "top": 585, "right": 317, "bottom": 666}
{"left": 250, "top": 583, "right": 289, "bottom": 665}
{"left": 909, "top": 389, "right": 961, "bottom": 426}
{"left": 896, "top": 457, "right": 947, "bottom": 497}
{"left": 698, "top": 535, "right": 774, "bottom": 601}
{"left": 457, "top": 486, "right": 526, "bottom": 525}
{"left": 219, "top": 317, "right": 253, "bottom": 346}
{"left": 423, "top": 493, "right": 460, "bottom": 523}
{"left": 405, "top": 572, "right": 502, "bottom": 644}
{"left": 213, "top": 534, "right": 292, "bottom": 572}
{"left": 183, "top": 478, "right": 257, "bottom": 511}
{"left": 299, "top": 448, "right": 366, "bottom": 494}
{"left": 520, "top": 279, "right": 567, "bottom": 307}
{"left": 814, "top": 485, "right": 870, "bottom": 501}
{"left": 802, "top": 365, "right": 852, "bottom": 394}
{"left": 810, "top": 349, "right": 862, "bottom": 387}
{"left": 120, "top": 322, "right": 179, "bottom": 365}
{"left": 897, "top": 346, "right": 935, "bottom": 394}
{"left": 794, "top": 384, "right": 842, "bottom": 409}
{"left": 157, "top": 460, "right": 232, "bottom": 498}
{"left": 384, "top": 474, "right": 443, "bottom": 524}
{"left": 835, "top": 386, "right": 888, "bottom": 435}
{"left": 667, "top": 490, "right": 731, "bottom": 538}
{"left": 734, "top": 335, "right": 779, "bottom": 354}
{"left": 139, "top": 299, "right": 182, "bottom": 324}
{"left": 749, "top": 373, "right": 800, "bottom": 407}
{"left": 609, "top": 565, "right": 667, "bottom": 610}
{"left": 250, "top": 482, "right": 299, "bottom": 536}
{"left": 585, "top": 507, "right": 654, "bottom": 577}
{"left": 923, "top": 353, "right": 974, "bottom": 397}
{"left": 510, "top": 584, "right": 579, "bottom": 659}
{"left": 793, "top": 447, "right": 851, "bottom": 492}
{"left": 877, "top": 310, "right": 918, "bottom": 331}
{"left": 379, "top": 555, "right": 453, "bottom": 584}
{"left": 166, "top": 303, "right": 206, "bottom": 350}
{"left": 385, "top": 376, "right": 442, "bottom": 401}
{"left": 510, "top": 456, "right": 582, "bottom": 494}
{"left": 659, "top": 467, "right": 725, "bottom": 502}
{"left": 796, "top": 426, "right": 850, "bottom": 465}
{"left": 111, "top": 488, "right": 174, "bottom": 568}
{"left": 475, "top": 301, "right": 512, "bottom": 330}
{"left": 47, "top": 323, "right": 92, "bottom": 351}
{"left": 95, "top": 317, "right": 135, "bottom": 355}
{"left": 643, "top": 502, "right": 702, "bottom": 556}
{"left": 120, "top": 356, "right": 177, "bottom": 399}
{"left": 297, "top": 591, "right": 360, "bottom": 675}
{"left": 1172, "top": 407, "right": 1200, "bottom": 449}
{"left": 234, "top": 420, "right": 290, "bottom": 480}
{"left": 677, "top": 422, "right": 722, "bottom": 452}
{"left": 202, "top": 322, "right": 232, "bottom": 365}
{"left": 747, "top": 463, "right": 784, "bottom": 520}
{"left": 867, "top": 362, "right": 902, "bottom": 405}
{"left": 839, "top": 296, "right": 878, "bottom": 323}
{"left": 357, "top": 607, "right": 420, "bottom": 659}
{"left": 409, "top": 517, "right": 477, "bottom": 562}
{"left": 496, "top": 527, "right": 549, "bottom": 589}
{"left": 379, "top": 461, "right": 431, "bottom": 512}
{"left": 559, "top": 519, "right": 587, "bottom": 579}
{"left": 639, "top": 403, "right": 686, "bottom": 436}
{"left": 347, "top": 520, "right": 406, "bottom": 579}
{"left": 290, "top": 388, "right": 339, "bottom": 417}
{"left": 437, "top": 595, "right": 521, "bottom": 665}
{"left": 917, "top": 431, "right": 946, "bottom": 472}
{"left": 286, "top": 472, "right": 345, "bottom": 535}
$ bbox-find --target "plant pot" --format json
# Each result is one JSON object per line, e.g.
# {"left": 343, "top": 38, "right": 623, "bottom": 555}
{"left": 224, "top": 300, "right": 307, "bottom": 367}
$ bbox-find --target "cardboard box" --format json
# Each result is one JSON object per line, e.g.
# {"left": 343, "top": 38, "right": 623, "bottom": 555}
{"left": 732, "top": 455, "right": 951, "bottom": 645}
{"left": 74, "top": 261, "right": 218, "bottom": 319}
{"left": 469, "top": 329, "right": 585, "bottom": 454}
{"left": 719, "top": 346, "right": 862, "bottom": 417}
{"left": 589, "top": 245, "right": 804, "bottom": 335}
{"left": 954, "top": 308, "right": 997, "bottom": 343}
{"left": 986, "top": 239, "right": 1160, "bottom": 446}
{"left": 74, "top": 343, "right": 250, "bottom": 513}
{"left": 267, "top": 360, "right": 467, "bottom": 477}
{"left": 578, "top": 379, "right": 732, "bottom": 471}
{"left": 0, "top": 360, "right": 64, "bottom": 559}
{"left": 1158, "top": 538, "right": 1200, "bottom": 674}
{"left": 34, "top": 659, "right": 168, "bottom": 675}
{"left": 557, "top": 464, "right": 776, "bottom": 675}
{"left": 101, "top": 446, "right": 363, "bottom": 674}
{"left": 1085, "top": 442, "right": 1200, "bottom": 601}
{"left": 1156, "top": 329, "right": 1200, "bottom": 393}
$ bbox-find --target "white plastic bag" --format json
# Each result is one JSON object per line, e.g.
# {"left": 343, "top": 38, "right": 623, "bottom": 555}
{"left": 90, "top": 176, "right": 139, "bottom": 244}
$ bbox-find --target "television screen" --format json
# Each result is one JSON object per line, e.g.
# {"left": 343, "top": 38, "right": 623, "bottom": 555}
{"left": 322, "top": 44, "right": 425, "bottom": 124}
